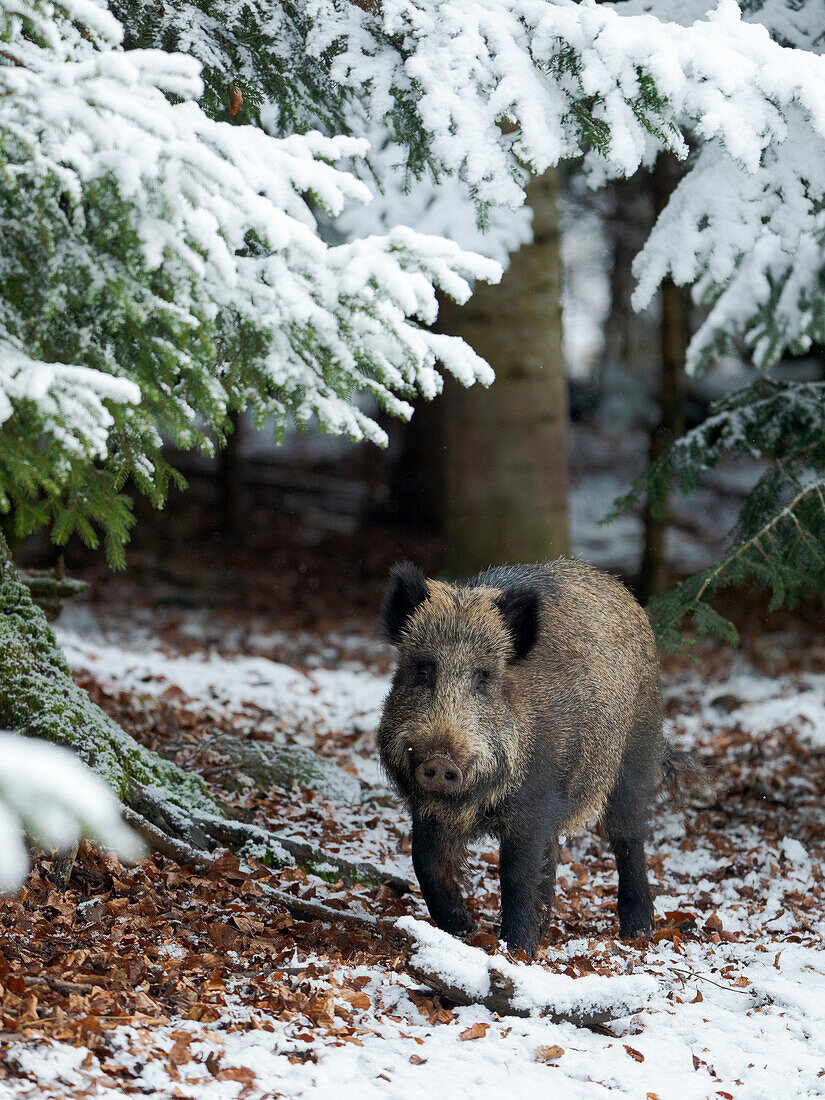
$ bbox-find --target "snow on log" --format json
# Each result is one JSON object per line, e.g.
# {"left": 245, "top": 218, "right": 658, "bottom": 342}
{"left": 397, "top": 917, "right": 656, "bottom": 1027}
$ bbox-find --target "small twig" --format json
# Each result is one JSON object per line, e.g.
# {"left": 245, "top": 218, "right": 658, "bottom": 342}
{"left": 668, "top": 966, "right": 755, "bottom": 997}
{"left": 273, "top": 966, "right": 332, "bottom": 976}
{"left": 27, "top": 975, "right": 93, "bottom": 995}
{"left": 261, "top": 883, "right": 394, "bottom": 932}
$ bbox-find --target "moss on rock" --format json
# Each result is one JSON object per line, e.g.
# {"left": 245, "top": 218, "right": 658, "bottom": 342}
{"left": 203, "top": 737, "right": 363, "bottom": 802}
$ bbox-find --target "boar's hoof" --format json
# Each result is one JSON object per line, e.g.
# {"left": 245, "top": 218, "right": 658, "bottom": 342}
{"left": 415, "top": 755, "right": 463, "bottom": 794}
{"left": 619, "top": 912, "right": 653, "bottom": 941}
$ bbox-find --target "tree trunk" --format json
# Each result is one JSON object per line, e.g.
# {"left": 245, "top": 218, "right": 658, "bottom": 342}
{"left": 0, "top": 528, "right": 220, "bottom": 810}
{"left": 438, "top": 168, "right": 570, "bottom": 574}
{"left": 638, "top": 158, "right": 688, "bottom": 603}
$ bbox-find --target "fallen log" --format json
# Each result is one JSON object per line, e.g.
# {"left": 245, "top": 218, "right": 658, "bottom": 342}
{"left": 397, "top": 917, "right": 657, "bottom": 1027}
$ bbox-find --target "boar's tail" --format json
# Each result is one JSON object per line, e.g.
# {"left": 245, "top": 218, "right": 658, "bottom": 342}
{"left": 661, "top": 741, "right": 704, "bottom": 804}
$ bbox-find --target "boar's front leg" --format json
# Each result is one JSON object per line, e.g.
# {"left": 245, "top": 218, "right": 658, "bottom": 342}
{"left": 499, "top": 828, "right": 560, "bottom": 958}
{"left": 411, "top": 817, "right": 475, "bottom": 936}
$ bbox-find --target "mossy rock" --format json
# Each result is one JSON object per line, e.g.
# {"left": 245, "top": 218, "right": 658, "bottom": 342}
{"left": 208, "top": 737, "right": 363, "bottom": 802}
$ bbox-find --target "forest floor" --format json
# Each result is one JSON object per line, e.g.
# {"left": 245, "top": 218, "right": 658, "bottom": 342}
{"left": 2, "top": 573, "right": 825, "bottom": 1099}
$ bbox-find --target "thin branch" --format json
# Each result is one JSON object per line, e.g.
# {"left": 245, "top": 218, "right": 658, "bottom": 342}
{"left": 657, "top": 478, "right": 825, "bottom": 638}
{"left": 260, "top": 883, "right": 393, "bottom": 930}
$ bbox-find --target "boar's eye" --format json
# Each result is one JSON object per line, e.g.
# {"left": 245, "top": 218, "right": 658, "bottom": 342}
{"left": 473, "top": 669, "right": 491, "bottom": 695}
{"left": 413, "top": 661, "right": 435, "bottom": 689}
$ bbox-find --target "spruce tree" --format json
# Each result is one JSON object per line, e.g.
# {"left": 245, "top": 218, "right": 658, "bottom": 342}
{"left": 5, "top": 0, "right": 825, "bottom": 850}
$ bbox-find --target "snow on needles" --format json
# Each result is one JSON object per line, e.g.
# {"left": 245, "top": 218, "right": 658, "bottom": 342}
{"left": 0, "top": 0, "right": 501, "bottom": 461}
{"left": 7, "top": 0, "right": 825, "bottom": 459}
{"left": 311, "top": 0, "right": 825, "bottom": 201}
{"left": 0, "top": 730, "right": 143, "bottom": 891}
{"left": 307, "top": 0, "right": 825, "bottom": 371}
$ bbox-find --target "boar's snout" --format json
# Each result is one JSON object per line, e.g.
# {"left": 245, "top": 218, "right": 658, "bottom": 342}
{"left": 415, "top": 754, "right": 463, "bottom": 794}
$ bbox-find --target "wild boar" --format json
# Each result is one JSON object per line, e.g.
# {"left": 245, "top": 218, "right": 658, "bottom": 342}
{"left": 377, "top": 558, "right": 677, "bottom": 957}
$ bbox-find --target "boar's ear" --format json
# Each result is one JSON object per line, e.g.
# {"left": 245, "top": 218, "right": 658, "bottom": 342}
{"left": 496, "top": 585, "right": 540, "bottom": 661}
{"left": 383, "top": 562, "right": 429, "bottom": 644}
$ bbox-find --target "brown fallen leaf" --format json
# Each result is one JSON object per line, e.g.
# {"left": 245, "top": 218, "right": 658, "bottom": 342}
{"left": 207, "top": 922, "right": 239, "bottom": 950}
{"left": 704, "top": 913, "right": 724, "bottom": 934}
{"left": 537, "top": 1045, "right": 565, "bottom": 1062}
{"left": 570, "top": 955, "right": 597, "bottom": 975}
{"left": 624, "top": 1045, "right": 644, "bottom": 1062}
{"left": 133, "top": 990, "right": 161, "bottom": 1014}
{"left": 168, "top": 1035, "right": 192, "bottom": 1066}
{"left": 161, "top": 685, "right": 191, "bottom": 704}
{"left": 215, "top": 1065, "right": 256, "bottom": 1084}
{"left": 460, "top": 1022, "right": 490, "bottom": 1041}
{"left": 339, "top": 988, "right": 371, "bottom": 1011}
{"left": 409, "top": 1054, "right": 427, "bottom": 1065}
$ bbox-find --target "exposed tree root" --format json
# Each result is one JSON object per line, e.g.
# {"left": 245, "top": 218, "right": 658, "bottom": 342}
{"left": 121, "top": 807, "right": 213, "bottom": 872}
{"left": 188, "top": 808, "right": 410, "bottom": 894}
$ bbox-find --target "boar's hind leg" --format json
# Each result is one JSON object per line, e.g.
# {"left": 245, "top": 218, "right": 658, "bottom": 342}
{"left": 608, "top": 833, "right": 653, "bottom": 939}
{"left": 499, "top": 831, "right": 560, "bottom": 958}
{"left": 604, "top": 737, "right": 659, "bottom": 939}
{"left": 411, "top": 817, "right": 475, "bottom": 936}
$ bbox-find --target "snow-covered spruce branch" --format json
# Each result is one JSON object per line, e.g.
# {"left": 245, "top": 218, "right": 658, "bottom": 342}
{"left": 0, "top": 342, "right": 140, "bottom": 463}
{"left": 0, "top": 731, "right": 144, "bottom": 891}
{"left": 631, "top": 119, "right": 825, "bottom": 373}
{"left": 612, "top": 378, "right": 825, "bottom": 511}
{"left": 0, "top": 0, "right": 501, "bottom": 564}
{"left": 119, "top": 0, "right": 825, "bottom": 202}
{"left": 115, "top": 0, "right": 825, "bottom": 375}
{"left": 339, "top": 0, "right": 825, "bottom": 373}
{"left": 610, "top": 378, "right": 825, "bottom": 647}
{"left": 615, "top": 1, "right": 825, "bottom": 372}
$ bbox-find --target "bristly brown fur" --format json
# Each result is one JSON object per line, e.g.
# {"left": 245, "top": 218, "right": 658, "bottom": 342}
{"left": 377, "top": 557, "right": 670, "bottom": 957}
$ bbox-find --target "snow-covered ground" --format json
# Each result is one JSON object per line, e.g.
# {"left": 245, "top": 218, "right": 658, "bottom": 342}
{"left": 3, "top": 605, "right": 825, "bottom": 1098}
